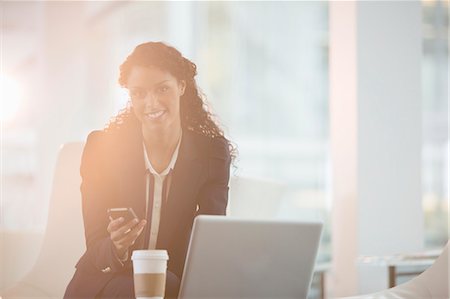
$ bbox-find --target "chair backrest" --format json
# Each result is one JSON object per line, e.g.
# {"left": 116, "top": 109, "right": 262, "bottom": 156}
{"left": 227, "top": 176, "right": 286, "bottom": 219}
{"left": 22, "top": 142, "right": 86, "bottom": 297}
{"left": 416, "top": 241, "right": 449, "bottom": 298}
{"left": 359, "top": 242, "right": 449, "bottom": 299}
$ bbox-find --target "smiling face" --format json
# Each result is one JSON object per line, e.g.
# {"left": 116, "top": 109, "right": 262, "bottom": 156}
{"left": 127, "top": 65, "right": 185, "bottom": 134}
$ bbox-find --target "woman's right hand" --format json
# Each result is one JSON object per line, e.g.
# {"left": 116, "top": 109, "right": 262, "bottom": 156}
{"left": 107, "top": 217, "right": 147, "bottom": 259}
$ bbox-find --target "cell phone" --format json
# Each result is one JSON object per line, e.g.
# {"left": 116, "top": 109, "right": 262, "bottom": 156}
{"left": 107, "top": 207, "right": 139, "bottom": 223}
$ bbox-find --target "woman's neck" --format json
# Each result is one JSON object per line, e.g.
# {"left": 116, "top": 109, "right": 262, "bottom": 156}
{"left": 142, "top": 124, "right": 182, "bottom": 155}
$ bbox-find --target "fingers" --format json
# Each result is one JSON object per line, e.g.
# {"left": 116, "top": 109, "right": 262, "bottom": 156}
{"left": 107, "top": 217, "right": 125, "bottom": 234}
{"left": 114, "top": 220, "right": 147, "bottom": 246}
{"left": 109, "top": 218, "right": 146, "bottom": 257}
{"left": 111, "top": 218, "right": 139, "bottom": 241}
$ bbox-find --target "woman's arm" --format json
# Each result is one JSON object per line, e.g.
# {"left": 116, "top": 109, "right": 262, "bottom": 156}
{"left": 196, "top": 136, "right": 232, "bottom": 216}
{"left": 169, "top": 136, "right": 231, "bottom": 278}
{"left": 77, "top": 131, "right": 127, "bottom": 273}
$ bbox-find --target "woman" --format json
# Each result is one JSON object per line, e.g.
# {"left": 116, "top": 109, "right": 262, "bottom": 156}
{"left": 64, "top": 42, "right": 233, "bottom": 299}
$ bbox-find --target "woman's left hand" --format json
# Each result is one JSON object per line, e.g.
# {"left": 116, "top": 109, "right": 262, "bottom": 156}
{"left": 107, "top": 217, "right": 147, "bottom": 259}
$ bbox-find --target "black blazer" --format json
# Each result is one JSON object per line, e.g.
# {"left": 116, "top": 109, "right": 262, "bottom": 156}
{"left": 64, "top": 123, "right": 231, "bottom": 299}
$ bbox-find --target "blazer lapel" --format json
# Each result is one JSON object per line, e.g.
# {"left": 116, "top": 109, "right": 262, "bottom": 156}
{"left": 117, "top": 128, "right": 147, "bottom": 221}
{"left": 117, "top": 127, "right": 205, "bottom": 251}
{"left": 157, "top": 130, "right": 206, "bottom": 249}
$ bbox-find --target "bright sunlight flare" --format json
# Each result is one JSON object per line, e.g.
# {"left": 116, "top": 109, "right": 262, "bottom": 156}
{"left": 0, "top": 73, "right": 22, "bottom": 123}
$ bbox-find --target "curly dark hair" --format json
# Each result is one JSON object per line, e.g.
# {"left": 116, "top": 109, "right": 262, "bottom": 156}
{"left": 106, "top": 41, "right": 236, "bottom": 160}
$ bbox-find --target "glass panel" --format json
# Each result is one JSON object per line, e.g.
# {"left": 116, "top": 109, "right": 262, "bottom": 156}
{"left": 422, "top": 0, "right": 449, "bottom": 249}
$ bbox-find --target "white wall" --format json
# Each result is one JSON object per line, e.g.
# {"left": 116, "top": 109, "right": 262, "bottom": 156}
{"left": 329, "top": 1, "right": 424, "bottom": 296}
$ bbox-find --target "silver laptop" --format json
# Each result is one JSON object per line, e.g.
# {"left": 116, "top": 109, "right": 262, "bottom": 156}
{"left": 178, "top": 215, "right": 323, "bottom": 299}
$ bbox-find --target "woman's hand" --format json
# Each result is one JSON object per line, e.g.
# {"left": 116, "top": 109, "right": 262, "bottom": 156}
{"left": 107, "top": 217, "right": 147, "bottom": 259}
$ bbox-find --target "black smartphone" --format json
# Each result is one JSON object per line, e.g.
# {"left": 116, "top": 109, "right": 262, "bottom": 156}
{"left": 107, "top": 207, "right": 138, "bottom": 224}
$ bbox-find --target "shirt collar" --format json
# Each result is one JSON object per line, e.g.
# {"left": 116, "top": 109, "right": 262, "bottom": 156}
{"left": 143, "top": 132, "right": 182, "bottom": 176}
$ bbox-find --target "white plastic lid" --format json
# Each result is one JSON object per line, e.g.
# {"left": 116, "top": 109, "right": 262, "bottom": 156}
{"left": 131, "top": 250, "right": 169, "bottom": 261}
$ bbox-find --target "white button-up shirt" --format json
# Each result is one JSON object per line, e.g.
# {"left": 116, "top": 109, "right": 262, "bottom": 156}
{"left": 143, "top": 134, "right": 182, "bottom": 249}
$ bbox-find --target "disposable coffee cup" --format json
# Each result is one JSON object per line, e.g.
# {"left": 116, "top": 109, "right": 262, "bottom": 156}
{"left": 132, "top": 250, "right": 169, "bottom": 299}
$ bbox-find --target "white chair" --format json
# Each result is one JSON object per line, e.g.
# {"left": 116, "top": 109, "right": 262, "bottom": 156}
{"left": 0, "top": 230, "right": 44, "bottom": 291}
{"left": 227, "top": 175, "right": 286, "bottom": 219}
{"left": 345, "top": 241, "right": 449, "bottom": 299}
{"left": 1, "top": 142, "right": 86, "bottom": 299}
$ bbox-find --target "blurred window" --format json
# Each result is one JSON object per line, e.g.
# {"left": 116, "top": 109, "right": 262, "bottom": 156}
{"left": 422, "top": 0, "right": 449, "bottom": 249}
{"left": 194, "top": 2, "right": 331, "bottom": 263}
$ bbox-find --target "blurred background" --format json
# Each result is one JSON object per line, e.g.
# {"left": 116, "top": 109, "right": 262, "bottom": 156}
{"left": 1, "top": 1, "right": 448, "bottom": 298}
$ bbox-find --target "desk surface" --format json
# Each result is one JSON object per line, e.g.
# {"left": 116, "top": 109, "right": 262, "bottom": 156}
{"left": 357, "top": 249, "right": 441, "bottom": 267}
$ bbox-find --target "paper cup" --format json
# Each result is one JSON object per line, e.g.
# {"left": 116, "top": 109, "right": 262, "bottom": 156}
{"left": 132, "top": 250, "right": 169, "bottom": 299}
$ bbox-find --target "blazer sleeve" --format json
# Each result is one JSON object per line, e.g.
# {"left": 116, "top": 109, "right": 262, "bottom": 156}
{"left": 76, "top": 131, "right": 126, "bottom": 274}
{"left": 196, "top": 137, "right": 231, "bottom": 216}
